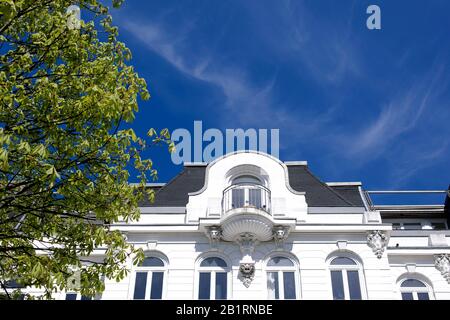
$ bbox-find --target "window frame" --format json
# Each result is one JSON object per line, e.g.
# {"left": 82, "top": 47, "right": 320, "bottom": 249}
{"left": 129, "top": 254, "right": 168, "bottom": 300}
{"left": 328, "top": 254, "right": 367, "bottom": 300}
{"left": 231, "top": 175, "right": 263, "bottom": 186}
{"left": 64, "top": 292, "right": 93, "bottom": 300}
{"left": 265, "top": 255, "right": 301, "bottom": 300}
{"left": 231, "top": 175, "right": 265, "bottom": 209}
{"left": 388, "top": 220, "right": 448, "bottom": 230}
{"left": 398, "top": 277, "right": 434, "bottom": 300}
{"left": 195, "top": 255, "right": 231, "bottom": 300}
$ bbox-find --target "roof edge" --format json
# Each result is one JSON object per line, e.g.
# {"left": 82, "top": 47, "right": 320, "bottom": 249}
{"left": 184, "top": 162, "right": 208, "bottom": 166}
{"left": 326, "top": 182, "right": 362, "bottom": 187}
{"left": 129, "top": 182, "right": 166, "bottom": 187}
{"left": 284, "top": 161, "right": 308, "bottom": 166}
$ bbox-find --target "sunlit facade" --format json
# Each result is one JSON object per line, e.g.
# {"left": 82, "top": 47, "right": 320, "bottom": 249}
{"left": 36, "top": 151, "right": 450, "bottom": 299}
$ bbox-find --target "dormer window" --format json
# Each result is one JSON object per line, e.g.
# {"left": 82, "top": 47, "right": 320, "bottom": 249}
{"left": 222, "top": 174, "right": 270, "bottom": 213}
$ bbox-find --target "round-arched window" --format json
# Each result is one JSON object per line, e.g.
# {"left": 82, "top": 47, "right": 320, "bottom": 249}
{"left": 198, "top": 257, "right": 229, "bottom": 300}
{"left": 400, "top": 278, "right": 433, "bottom": 300}
{"left": 232, "top": 175, "right": 262, "bottom": 185}
{"left": 266, "top": 256, "right": 298, "bottom": 299}
{"left": 133, "top": 256, "right": 167, "bottom": 300}
{"left": 329, "top": 256, "right": 365, "bottom": 300}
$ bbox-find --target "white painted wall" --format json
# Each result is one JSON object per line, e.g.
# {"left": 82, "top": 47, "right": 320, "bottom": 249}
{"left": 94, "top": 232, "right": 450, "bottom": 300}
{"left": 50, "top": 152, "right": 450, "bottom": 300}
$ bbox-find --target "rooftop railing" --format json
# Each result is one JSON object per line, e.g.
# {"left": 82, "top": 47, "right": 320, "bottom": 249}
{"left": 363, "top": 189, "right": 450, "bottom": 211}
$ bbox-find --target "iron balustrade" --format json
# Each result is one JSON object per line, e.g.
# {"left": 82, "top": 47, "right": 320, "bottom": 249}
{"left": 222, "top": 183, "right": 271, "bottom": 214}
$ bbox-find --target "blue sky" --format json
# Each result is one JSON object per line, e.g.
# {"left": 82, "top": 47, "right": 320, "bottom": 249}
{"left": 106, "top": 0, "right": 449, "bottom": 196}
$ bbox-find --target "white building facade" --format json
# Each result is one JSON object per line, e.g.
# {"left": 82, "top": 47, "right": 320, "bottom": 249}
{"left": 65, "top": 151, "right": 450, "bottom": 300}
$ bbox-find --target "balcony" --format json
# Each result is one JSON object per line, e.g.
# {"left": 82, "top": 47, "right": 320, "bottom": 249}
{"left": 220, "top": 183, "right": 272, "bottom": 242}
{"left": 222, "top": 183, "right": 271, "bottom": 215}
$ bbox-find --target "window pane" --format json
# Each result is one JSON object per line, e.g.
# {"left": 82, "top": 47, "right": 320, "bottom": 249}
{"left": 330, "top": 257, "right": 356, "bottom": 265}
{"left": 401, "top": 279, "right": 426, "bottom": 288}
{"left": 5, "top": 280, "right": 24, "bottom": 289}
{"left": 283, "top": 272, "right": 296, "bottom": 299}
{"left": 215, "top": 272, "right": 227, "bottom": 300}
{"left": 65, "top": 293, "right": 77, "bottom": 300}
{"left": 150, "top": 272, "right": 164, "bottom": 299}
{"left": 141, "top": 257, "right": 164, "bottom": 267}
{"left": 249, "top": 189, "right": 262, "bottom": 209}
{"left": 401, "top": 292, "right": 414, "bottom": 300}
{"left": 233, "top": 176, "right": 261, "bottom": 185}
{"left": 267, "top": 257, "right": 294, "bottom": 267}
{"left": 133, "top": 272, "right": 147, "bottom": 299}
{"left": 267, "top": 272, "right": 279, "bottom": 299}
{"left": 417, "top": 292, "right": 429, "bottom": 300}
{"left": 232, "top": 189, "right": 245, "bottom": 209}
{"left": 331, "top": 271, "right": 345, "bottom": 300}
{"left": 200, "top": 257, "right": 227, "bottom": 268}
{"left": 347, "top": 271, "right": 362, "bottom": 300}
{"left": 392, "top": 223, "right": 401, "bottom": 230}
{"left": 431, "top": 223, "right": 446, "bottom": 230}
{"left": 403, "top": 223, "right": 421, "bottom": 230}
{"left": 199, "top": 273, "right": 211, "bottom": 300}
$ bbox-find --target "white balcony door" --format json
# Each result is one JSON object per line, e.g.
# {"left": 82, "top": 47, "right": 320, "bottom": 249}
{"left": 231, "top": 175, "right": 263, "bottom": 209}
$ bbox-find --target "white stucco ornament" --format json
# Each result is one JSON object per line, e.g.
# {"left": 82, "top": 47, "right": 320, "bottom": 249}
{"left": 205, "top": 226, "right": 222, "bottom": 248}
{"left": 273, "top": 226, "right": 289, "bottom": 247}
{"left": 235, "top": 233, "right": 258, "bottom": 287}
{"left": 367, "top": 230, "right": 388, "bottom": 259}
{"left": 435, "top": 254, "right": 450, "bottom": 284}
{"left": 239, "top": 263, "right": 256, "bottom": 288}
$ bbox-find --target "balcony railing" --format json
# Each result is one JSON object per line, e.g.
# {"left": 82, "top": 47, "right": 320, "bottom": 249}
{"left": 222, "top": 183, "right": 271, "bottom": 214}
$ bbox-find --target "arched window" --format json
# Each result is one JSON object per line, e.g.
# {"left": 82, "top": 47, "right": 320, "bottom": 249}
{"left": 65, "top": 293, "right": 92, "bottom": 300}
{"left": 329, "top": 256, "right": 365, "bottom": 300}
{"left": 229, "top": 175, "right": 267, "bottom": 210}
{"left": 400, "top": 278, "right": 433, "bottom": 300}
{"left": 232, "top": 175, "right": 262, "bottom": 185}
{"left": 266, "top": 256, "right": 298, "bottom": 300}
{"left": 133, "top": 256, "right": 166, "bottom": 300}
{"left": 198, "top": 257, "right": 229, "bottom": 300}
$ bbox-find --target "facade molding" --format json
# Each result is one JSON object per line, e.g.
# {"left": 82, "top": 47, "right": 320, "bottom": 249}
{"left": 307, "top": 207, "right": 365, "bottom": 214}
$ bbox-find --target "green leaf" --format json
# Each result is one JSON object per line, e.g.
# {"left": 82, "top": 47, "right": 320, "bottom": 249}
{"left": 45, "top": 165, "right": 60, "bottom": 180}
{"left": 0, "top": 0, "right": 169, "bottom": 300}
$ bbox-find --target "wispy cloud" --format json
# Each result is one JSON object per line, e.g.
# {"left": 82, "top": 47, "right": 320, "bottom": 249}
{"left": 346, "top": 64, "right": 447, "bottom": 158}
{"left": 119, "top": 16, "right": 341, "bottom": 152}
{"left": 121, "top": 20, "right": 278, "bottom": 125}
{"left": 388, "top": 140, "right": 449, "bottom": 188}
{"left": 274, "top": 0, "right": 363, "bottom": 85}
{"left": 115, "top": 1, "right": 450, "bottom": 187}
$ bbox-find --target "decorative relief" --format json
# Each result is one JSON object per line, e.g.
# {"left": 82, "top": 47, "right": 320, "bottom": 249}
{"left": 337, "top": 241, "right": 348, "bottom": 250}
{"left": 205, "top": 226, "right": 222, "bottom": 248}
{"left": 146, "top": 240, "right": 157, "bottom": 250}
{"left": 239, "top": 263, "right": 255, "bottom": 288}
{"left": 272, "top": 226, "right": 289, "bottom": 247}
{"left": 235, "top": 232, "right": 258, "bottom": 287}
{"left": 367, "top": 230, "right": 388, "bottom": 259}
{"left": 435, "top": 254, "right": 450, "bottom": 284}
{"left": 235, "top": 232, "right": 259, "bottom": 255}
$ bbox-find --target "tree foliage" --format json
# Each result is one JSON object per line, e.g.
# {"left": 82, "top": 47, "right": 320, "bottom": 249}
{"left": 0, "top": 0, "right": 173, "bottom": 299}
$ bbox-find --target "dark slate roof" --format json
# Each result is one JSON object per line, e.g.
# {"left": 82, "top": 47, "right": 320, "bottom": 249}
{"left": 328, "top": 185, "right": 365, "bottom": 207}
{"left": 286, "top": 165, "right": 363, "bottom": 207}
{"left": 141, "top": 163, "right": 365, "bottom": 207}
{"left": 140, "top": 166, "right": 206, "bottom": 207}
